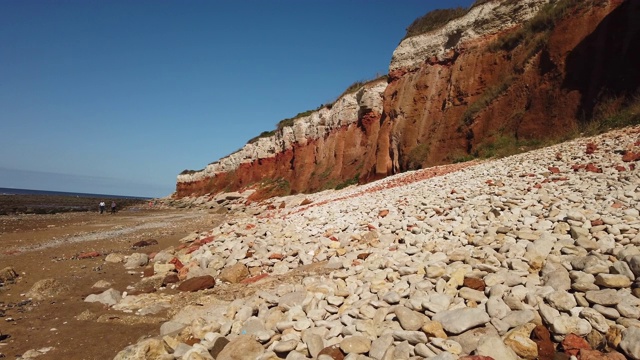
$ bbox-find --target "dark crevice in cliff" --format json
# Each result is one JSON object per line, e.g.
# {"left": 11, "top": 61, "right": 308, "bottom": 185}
{"left": 563, "top": 0, "right": 640, "bottom": 120}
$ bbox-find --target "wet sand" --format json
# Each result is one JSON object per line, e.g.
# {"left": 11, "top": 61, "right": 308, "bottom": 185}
{"left": 0, "top": 202, "right": 222, "bottom": 360}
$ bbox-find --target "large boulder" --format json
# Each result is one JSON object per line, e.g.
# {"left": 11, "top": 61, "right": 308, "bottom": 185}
{"left": 218, "top": 263, "right": 249, "bottom": 284}
{"left": 177, "top": 275, "right": 215, "bottom": 292}
{"left": 25, "top": 278, "right": 69, "bottom": 301}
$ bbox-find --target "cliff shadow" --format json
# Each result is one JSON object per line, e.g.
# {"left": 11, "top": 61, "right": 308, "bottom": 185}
{"left": 562, "top": 0, "right": 640, "bottom": 120}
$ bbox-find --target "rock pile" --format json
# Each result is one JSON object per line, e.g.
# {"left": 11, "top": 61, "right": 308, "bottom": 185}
{"left": 111, "top": 127, "right": 640, "bottom": 359}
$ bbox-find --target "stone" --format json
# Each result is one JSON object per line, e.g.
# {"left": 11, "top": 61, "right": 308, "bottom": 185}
{"left": 216, "top": 335, "right": 264, "bottom": 360}
{"left": 594, "top": 274, "right": 632, "bottom": 288}
{"left": 422, "top": 320, "right": 448, "bottom": 339}
{"left": 394, "top": 306, "right": 425, "bottom": 331}
{"left": 476, "top": 336, "right": 518, "bottom": 360}
{"left": 302, "top": 332, "right": 325, "bottom": 359}
{"left": 619, "top": 326, "right": 640, "bottom": 360}
{"left": 447, "top": 326, "right": 498, "bottom": 355}
{"left": 530, "top": 325, "right": 555, "bottom": 360}
{"left": 162, "top": 273, "right": 180, "bottom": 286}
{"left": 581, "top": 308, "right": 610, "bottom": 333}
{"left": 105, "top": 253, "right": 125, "bottom": 263}
{"left": 339, "top": 335, "right": 371, "bottom": 354}
{"left": 561, "top": 333, "right": 591, "bottom": 357}
{"left": 26, "top": 278, "right": 69, "bottom": 301}
{"left": 84, "top": 288, "right": 122, "bottom": 306}
{"left": 463, "top": 277, "right": 486, "bottom": 291}
{"left": 132, "top": 239, "right": 158, "bottom": 248}
{"left": 278, "top": 291, "right": 307, "bottom": 309}
{"left": 219, "top": 263, "right": 249, "bottom": 284}
{"left": 369, "top": 334, "right": 393, "bottom": 360}
{"left": 552, "top": 314, "right": 592, "bottom": 336}
{"left": 546, "top": 290, "right": 577, "bottom": 311}
{"left": 626, "top": 255, "right": 640, "bottom": 278}
{"left": 78, "top": 251, "right": 101, "bottom": 259}
{"left": 391, "top": 330, "right": 428, "bottom": 344}
{"left": 177, "top": 275, "right": 215, "bottom": 292}
{"left": 318, "top": 344, "right": 345, "bottom": 360}
{"left": 113, "top": 338, "right": 170, "bottom": 360}
{"left": 432, "top": 307, "right": 490, "bottom": 334}
{"left": 503, "top": 323, "right": 537, "bottom": 359}
{"left": 274, "top": 339, "right": 298, "bottom": 353}
{"left": 578, "top": 349, "right": 626, "bottom": 360}
{"left": 209, "top": 337, "right": 230, "bottom": 358}
{"left": 585, "top": 289, "right": 621, "bottom": 305}
{"left": 124, "top": 253, "right": 149, "bottom": 269}
{"left": 154, "top": 263, "right": 176, "bottom": 274}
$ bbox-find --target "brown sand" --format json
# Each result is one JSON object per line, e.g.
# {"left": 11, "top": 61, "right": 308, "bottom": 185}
{"left": 0, "top": 205, "right": 221, "bottom": 360}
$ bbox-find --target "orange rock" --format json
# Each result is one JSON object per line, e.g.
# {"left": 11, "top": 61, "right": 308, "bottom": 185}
{"left": 586, "top": 163, "right": 602, "bottom": 173}
{"left": 169, "top": 257, "right": 184, "bottom": 270}
{"left": 199, "top": 236, "right": 214, "bottom": 244}
{"left": 531, "top": 325, "right": 555, "bottom": 360}
{"left": 178, "top": 265, "right": 190, "bottom": 280}
{"left": 177, "top": 275, "right": 215, "bottom": 292}
{"left": 378, "top": 209, "right": 389, "bottom": 217}
{"left": 269, "top": 253, "right": 285, "bottom": 260}
{"left": 185, "top": 244, "right": 201, "bottom": 254}
{"left": 562, "top": 333, "right": 591, "bottom": 356}
{"left": 622, "top": 151, "right": 640, "bottom": 162}
{"left": 463, "top": 277, "right": 486, "bottom": 291}
{"left": 78, "top": 251, "right": 100, "bottom": 259}
{"left": 317, "top": 345, "right": 344, "bottom": 360}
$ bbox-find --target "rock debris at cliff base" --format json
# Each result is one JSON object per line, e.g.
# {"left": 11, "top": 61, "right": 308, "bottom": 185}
{"left": 109, "top": 126, "right": 640, "bottom": 359}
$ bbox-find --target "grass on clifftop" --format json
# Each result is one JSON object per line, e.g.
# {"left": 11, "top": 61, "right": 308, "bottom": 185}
{"left": 403, "top": 8, "right": 468, "bottom": 40}
{"left": 489, "top": 0, "right": 586, "bottom": 52}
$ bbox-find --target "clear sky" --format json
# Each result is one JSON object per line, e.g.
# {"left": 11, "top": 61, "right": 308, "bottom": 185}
{"left": 1, "top": 0, "right": 475, "bottom": 198}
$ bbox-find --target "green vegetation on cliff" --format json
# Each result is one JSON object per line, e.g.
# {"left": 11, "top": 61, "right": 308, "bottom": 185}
{"left": 403, "top": 8, "right": 468, "bottom": 40}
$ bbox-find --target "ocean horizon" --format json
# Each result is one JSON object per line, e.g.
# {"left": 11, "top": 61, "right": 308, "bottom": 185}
{"left": 0, "top": 187, "right": 152, "bottom": 199}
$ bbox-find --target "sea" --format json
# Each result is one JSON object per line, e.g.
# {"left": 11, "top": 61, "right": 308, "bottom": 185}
{"left": 0, "top": 187, "right": 151, "bottom": 199}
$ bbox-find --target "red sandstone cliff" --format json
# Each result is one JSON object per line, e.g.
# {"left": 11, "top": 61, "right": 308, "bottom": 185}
{"left": 176, "top": 0, "right": 639, "bottom": 200}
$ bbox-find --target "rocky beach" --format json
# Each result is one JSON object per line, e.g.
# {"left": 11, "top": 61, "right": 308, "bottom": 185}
{"left": 4, "top": 126, "right": 639, "bottom": 359}
{"left": 0, "top": 205, "right": 222, "bottom": 359}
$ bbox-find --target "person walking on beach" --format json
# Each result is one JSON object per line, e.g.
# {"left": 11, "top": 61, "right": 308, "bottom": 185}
{"left": 111, "top": 201, "right": 116, "bottom": 214}
{"left": 99, "top": 201, "right": 105, "bottom": 214}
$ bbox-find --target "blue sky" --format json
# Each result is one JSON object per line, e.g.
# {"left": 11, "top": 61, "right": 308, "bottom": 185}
{"left": 1, "top": 0, "right": 475, "bottom": 198}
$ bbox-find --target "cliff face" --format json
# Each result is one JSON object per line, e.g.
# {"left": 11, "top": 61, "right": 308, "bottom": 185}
{"left": 176, "top": 0, "right": 639, "bottom": 199}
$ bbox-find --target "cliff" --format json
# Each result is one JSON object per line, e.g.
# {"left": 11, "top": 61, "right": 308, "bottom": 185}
{"left": 176, "top": 0, "right": 639, "bottom": 200}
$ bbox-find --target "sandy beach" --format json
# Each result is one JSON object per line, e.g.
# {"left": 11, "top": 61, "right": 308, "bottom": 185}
{"left": 0, "top": 204, "right": 221, "bottom": 360}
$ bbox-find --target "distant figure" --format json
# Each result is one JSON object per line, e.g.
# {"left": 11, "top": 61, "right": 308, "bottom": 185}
{"left": 111, "top": 201, "right": 116, "bottom": 214}
{"left": 99, "top": 201, "right": 106, "bottom": 214}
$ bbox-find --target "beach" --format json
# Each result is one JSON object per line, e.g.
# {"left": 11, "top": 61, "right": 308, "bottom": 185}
{"left": 2, "top": 126, "right": 640, "bottom": 360}
{"left": 0, "top": 202, "right": 221, "bottom": 359}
